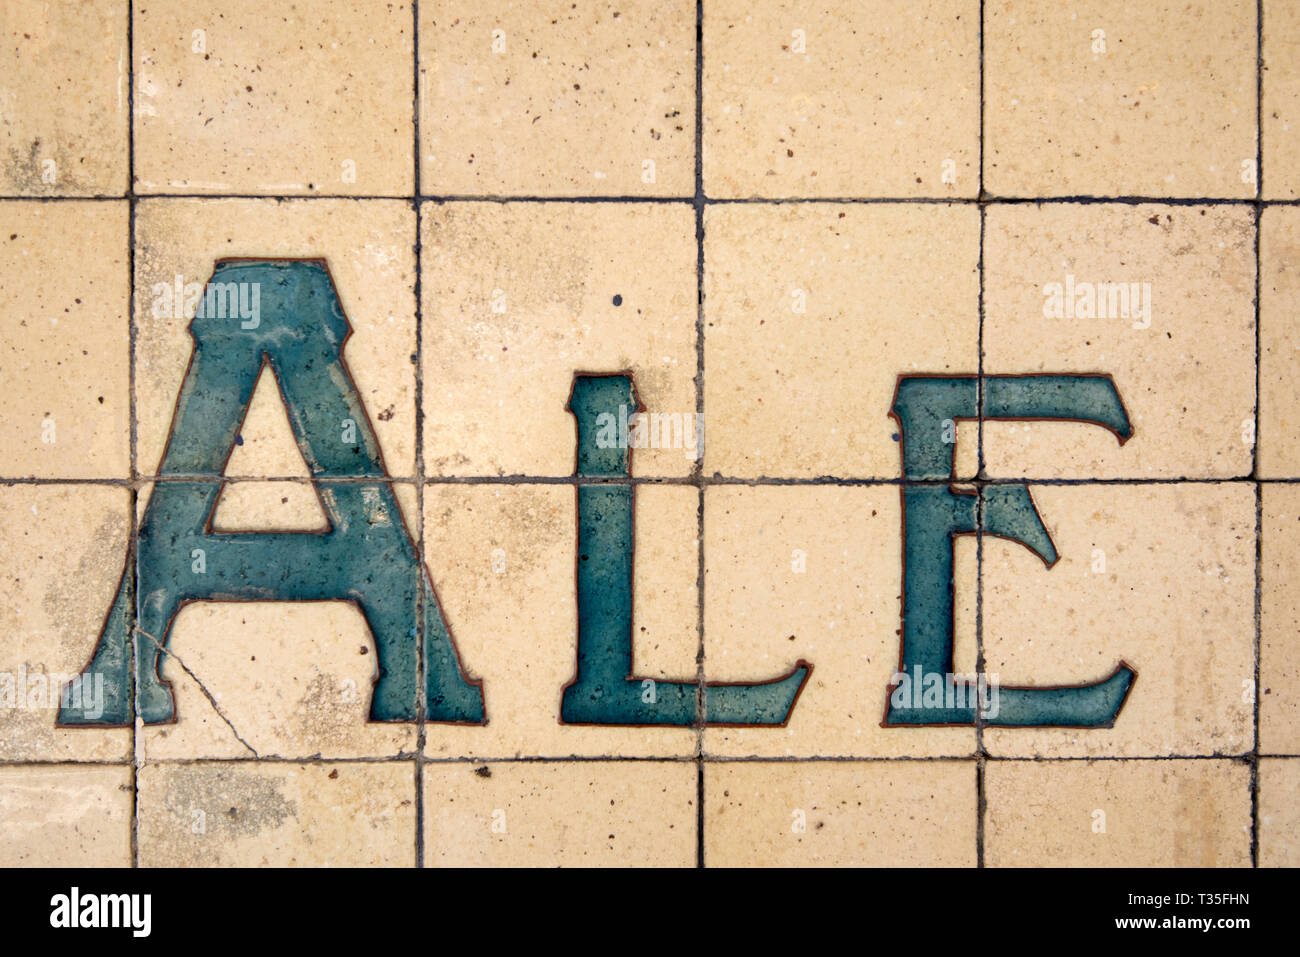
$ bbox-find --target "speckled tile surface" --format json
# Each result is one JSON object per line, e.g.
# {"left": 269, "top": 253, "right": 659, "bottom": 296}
{"left": 0, "top": 0, "right": 1294, "bottom": 870}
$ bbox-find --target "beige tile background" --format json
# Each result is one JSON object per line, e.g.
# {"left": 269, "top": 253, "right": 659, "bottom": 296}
{"left": 133, "top": 0, "right": 414, "bottom": 195}
{"left": 0, "top": 1, "right": 129, "bottom": 196}
{"left": 0, "top": 0, "right": 1293, "bottom": 869}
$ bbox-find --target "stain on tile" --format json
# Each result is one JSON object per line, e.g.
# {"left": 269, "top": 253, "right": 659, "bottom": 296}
{"left": 985, "top": 759, "right": 1252, "bottom": 867}
{"left": 0, "top": 486, "right": 131, "bottom": 761}
{"left": 140, "top": 601, "right": 416, "bottom": 761}
{"left": 0, "top": 1, "right": 128, "bottom": 196}
{"left": 138, "top": 762, "right": 415, "bottom": 866}
{"left": 0, "top": 766, "right": 132, "bottom": 867}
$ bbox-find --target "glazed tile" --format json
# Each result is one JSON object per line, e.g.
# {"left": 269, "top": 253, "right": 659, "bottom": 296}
{"left": 419, "top": 1, "right": 695, "bottom": 196}
{"left": 985, "top": 759, "right": 1252, "bottom": 867}
{"left": 133, "top": 0, "right": 413, "bottom": 195}
{"left": 423, "top": 761, "right": 695, "bottom": 867}
{"left": 982, "top": 484, "right": 1255, "bottom": 758}
{"left": 1260, "top": 205, "right": 1300, "bottom": 477}
{"left": 0, "top": 766, "right": 132, "bottom": 867}
{"left": 0, "top": 0, "right": 1290, "bottom": 871}
{"left": 703, "top": 203, "right": 980, "bottom": 479}
{"left": 421, "top": 202, "right": 698, "bottom": 478}
{"left": 421, "top": 483, "right": 697, "bottom": 759}
{"left": 703, "top": 0, "right": 980, "bottom": 199}
{"left": 703, "top": 760, "right": 977, "bottom": 866}
{"left": 1262, "top": 485, "right": 1300, "bottom": 756}
{"left": 135, "top": 198, "right": 417, "bottom": 478}
{"left": 703, "top": 486, "right": 976, "bottom": 758}
{"left": 137, "top": 761, "right": 415, "bottom": 867}
{"left": 0, "top": 485, "right": 132, "bottom": 762}
{"left": 1259, "top": 758, "right": 1300, "bottom": 866}
{"left": 1263, "top": 0, "right": 1300, "bottom": 199}
{"left": 983, "top": 203, "right": 1256, "bottom": 480}
{"left": 0, "top": 201, "right": 130, "bottom": 479}
{"left": 985, "top": 0, "right": 1258, "bottom": 198}
{"left": 0, "top": 1, "right": 129, "bottom": 196}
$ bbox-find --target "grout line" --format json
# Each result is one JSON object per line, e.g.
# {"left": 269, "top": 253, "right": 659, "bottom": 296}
{"left": 13, "top": 193, "right": 1300, "bottom": 206}
{"left": 412, "top": 0, "right": 427, "bottom": 871}
{"left": 693, "top": 0, "right": 707, "bottom": 871}
{"left": 1250, "top": 0, "right": 1265, "bottom": 868}
{"left": 1, "top": 753, "right": 1277, "bottom": 768}
{"left": 125, "top": 0, "right": 141, "bottom": 872}
{"left": 1252, "top": 481, "right": 1263, "bottom": 867}
{"left": 974, "top": 0, "right": 987, "bottom": 871}
{"left": 8, "top": 474, "right": 1296, "bottom": 487}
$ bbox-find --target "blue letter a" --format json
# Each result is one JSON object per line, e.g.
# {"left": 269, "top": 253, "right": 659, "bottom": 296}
{"left": 59, "top": 259, "right": 484, "bottom": 727}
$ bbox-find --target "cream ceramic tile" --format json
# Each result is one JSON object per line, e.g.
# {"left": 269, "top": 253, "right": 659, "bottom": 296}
{"left": 0, "top": 201, "right": 129, "bottom": 479}
{"left": 0, "top": 485, "right": 131, "bottom": 761}
{"left": 422, "top": 483, "right": 697, "bottom": 758}
{"left": 1264, "top": 0, "right": 1300, "bottom": 199}
{"left": 983, "top": 484, "right": 1255, "bottom": 758}
{"left": 985, "top": 1, "right": 1257, "bottom": 198}
{"left": 704, "top": 0, "right": 979, "bottom": 199}
{"left": 1260, "top": 206, "right": 1300, "bottom": 478}
{"left": 983, "top": 203, "right": 1255, "bottom": 480}
{"left": 0, "top": 766, "right": 132, "bottom": 867}
{"left": 1262, "top": 485, "right": 1300, "bottom": 755}
{"left": 704, "top": 760, "right": 977, "bottom": 866}
{"left": 703, "top": 203, "right": 979, "bottom": 479}
{"left": 421, "top": 202, "right": 698, "bottom": 477}
{"left": 137, "top": 761, "right": 415, "bottom": 866}
{"left": 0, "top": 1, "right": 128, "bottom": 196}
{"left": 135, "top": 198, "right": 417, "bottom": 478}
{"left": 419, "top": 1, "right": 695, "bottom": 197}
{"left": 704, "top": 486, "right": 976, "bottom": 757}
{"left": 985, "top": 759, "right": 1251, "bottom": 867}
{"left": 134, "top": 0, "right": 413, "bottom": 195}
{"left": 1259, "top": 758, "right": 1300, "bottom": 867}
{"left": 424, "top": 761, "right": 695, "bottom": 866}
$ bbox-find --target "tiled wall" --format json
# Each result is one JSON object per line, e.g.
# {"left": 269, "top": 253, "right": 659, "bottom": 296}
{"left": 0, "top": 0, "right": 1296, "bottom": 867}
